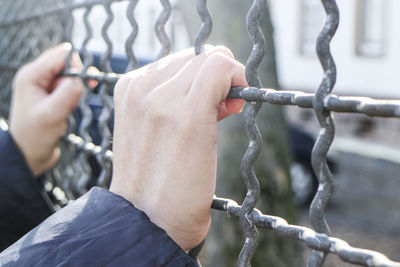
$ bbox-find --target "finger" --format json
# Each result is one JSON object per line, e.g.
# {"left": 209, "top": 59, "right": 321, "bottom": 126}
{"left": 33, "top": 146, "right": 61, "bottom": 176}
{"left": 225, "top": 99, "right": 246, "bottom": 114}
{"left": 42, "top": 76, "right": 85, "bottom": 122}
{"left": 24, "top": 43, "right": 72, "bottom": 89}
{"left": 116, "top": 47, "right": 201, "bottom": 92}
{"left": 217, "top": 99, "right": 246, "bottom": 121}
{"left": 43, "top": 147, "right": 61, "bottom": 174}
{"left": 70, "top": 51, "right": 84, "bottom": 70}
{"left": 147, "top": 46, "right": 235, "bottom": 99}
{"left": 217, "top": 101, "right": 230, "bottom": 121}
{"left": 127, "top": 45, "right": 215, "bottom": 79}
{"left": 117, "top": 45, "right": 223, "bottom": 96}
{"left": 69, "top": 51, "right": 101, "bottom": 89}
{"left": 50, "top": 66, "right": 98, "bottom": 91}
{"left": 47, "top": 50, "right": 86, "bottom": 93}
{"left": 86, "top": 66, "right": 100, "bottom": 89}
{"left": 186, "top": 53, "right": 248, "bottom": 120}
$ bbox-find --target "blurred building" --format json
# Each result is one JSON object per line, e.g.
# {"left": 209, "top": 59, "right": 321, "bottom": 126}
{"left": 72, "top": 0, "right": 190, "bottom": 61}
{"left": 70, "top": 0, "right": 400, "bottom": 149}
{"left": 71, "top": 0, "right": 398, "bottom": 97}
{"left": 270, "top": 0, "right": 399, "bottom": 98}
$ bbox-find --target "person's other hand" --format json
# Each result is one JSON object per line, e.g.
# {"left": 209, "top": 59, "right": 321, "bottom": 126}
{"left": 109, "top": 46, "right": 247, "bottom": 251}
{"left": 9, "top": 43, "right": 85, "bottom": 176}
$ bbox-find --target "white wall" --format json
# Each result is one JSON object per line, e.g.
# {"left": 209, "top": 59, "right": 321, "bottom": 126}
{"left": 270, "top": 0, "right": 400, "bottom": 98}
{"left": 72, "top": 0, "right": 190, "bottom": 60}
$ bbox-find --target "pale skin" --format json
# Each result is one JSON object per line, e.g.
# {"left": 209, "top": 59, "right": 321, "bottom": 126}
{"left": 10, "top": 44, "right": 247, "bottom": 252}
{"left": 9, "top": 43, "right": 86, "bottom": 176}
{"left": 110, "top": 46, "right": 247, "bottom": 250}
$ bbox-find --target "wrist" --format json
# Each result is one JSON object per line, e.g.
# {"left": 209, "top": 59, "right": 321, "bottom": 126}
{"left": 109, "top": 181, "right": 209, "bottom": 251}
{"left": 9, "top": 127, "right": 45, "bottom": 176}
{"left": 6, "top": 129, "right": 37, "bottom": 176}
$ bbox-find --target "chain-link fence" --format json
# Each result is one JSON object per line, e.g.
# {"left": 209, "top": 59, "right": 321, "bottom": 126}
{"left": 1, "top": 0, "right": 400, "bottom": 266}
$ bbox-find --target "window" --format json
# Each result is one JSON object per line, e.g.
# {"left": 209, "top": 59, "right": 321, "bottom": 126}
{"left": 356, "top": 0, "right": 386, "bottom": 57}
{"left": 299, "top": 0, "right": 324, "bottom": 56}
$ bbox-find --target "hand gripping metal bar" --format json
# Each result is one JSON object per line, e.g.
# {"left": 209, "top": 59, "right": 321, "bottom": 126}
{"left": 2, "top": 1, "right": 400, "bottom": 266}
{"left": 59, "top": 129, "right": 400, "bottom": 267}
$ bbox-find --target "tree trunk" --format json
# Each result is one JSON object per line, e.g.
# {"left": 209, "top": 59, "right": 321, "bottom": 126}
{"left": 178, "top": 1, "right": 301, "bottom": 266}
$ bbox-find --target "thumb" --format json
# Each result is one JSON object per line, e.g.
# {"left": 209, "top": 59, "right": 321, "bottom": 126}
{"left": 25, "top": 43, "right": 72, "bottom": 89}
{"left": 187, "top": 53, "right": 248, "bottom": 119}
{"left": 44, "top": 77, "right": 85, "bottom": 121}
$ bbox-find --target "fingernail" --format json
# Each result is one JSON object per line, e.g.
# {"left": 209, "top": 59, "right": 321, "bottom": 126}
{"left": 60, "top": 42, "right": 72, "bottom": 51}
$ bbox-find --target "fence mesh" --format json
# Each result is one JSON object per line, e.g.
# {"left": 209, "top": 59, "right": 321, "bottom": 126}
{"left": 1, "top": 0, "right": 400, "bottom": 266}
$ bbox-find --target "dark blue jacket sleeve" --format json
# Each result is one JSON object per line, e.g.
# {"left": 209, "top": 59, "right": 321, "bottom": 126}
{"left": 0, "top": 130, "right": 53, "bottom": 251}
{"left": 0, "top": 187, "right": 197, "bottom": 267}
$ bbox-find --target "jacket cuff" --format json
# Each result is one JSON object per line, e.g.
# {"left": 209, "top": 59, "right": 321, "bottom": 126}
{"left": 1, "top": 187, "right": 197, "bottom": 266}
{"left": 0, "top": 130, "right": 53, "bottom": 250}
{"left": 0, "top": 130, "right": 43, "bottom": 196}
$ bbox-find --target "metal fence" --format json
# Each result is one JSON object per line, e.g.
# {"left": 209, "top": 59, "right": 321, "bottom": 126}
{"left": 1, "top": 0, "right": 400, "bottom": 266}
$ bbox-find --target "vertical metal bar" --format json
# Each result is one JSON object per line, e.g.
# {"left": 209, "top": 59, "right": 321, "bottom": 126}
{"left": 6, "top": 2, "right": 400, "bottom": 266}
{"left": 0, "top": 74, "right": 12, "bottom": 117}
{"left": 155, "top": 0, "right": 172, "bottom": 59}
{"left": 0, "top": 13, "right": 29, "bottom": 117}
{"left": 308, "top": 0, "right": 339, "bottom": 266}
{"left": 194, "top": 0, "right": 212, "bottom": 55}
{"left": 62, "top": 3, "right": 83, "bottom": 199}
{"left": 0, "top": 17, "right": 15, "bottom": 108}
{"left": 49, "top": 0, "right": 77, "bottom": 200}
{"left": 61, "top": 1, "right": 79, "bottom": 200}
{"left": 96, "top": 0, "right": 114, "bottom": 188}
{"left": 125, "top": 0, "right": 139, "bottom": 72}
{"left": 238, "top": 0, "right": 266, "bottom": 266}
{"left": 75, "top": 5, "right": 95, "bottom": 196}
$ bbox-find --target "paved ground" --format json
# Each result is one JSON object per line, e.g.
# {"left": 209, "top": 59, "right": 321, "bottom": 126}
{"left": 298, "top": 151, "right": 400, "bottom": 266}
{"left": 285, "top": 105, "right": 400, "bottom": 265}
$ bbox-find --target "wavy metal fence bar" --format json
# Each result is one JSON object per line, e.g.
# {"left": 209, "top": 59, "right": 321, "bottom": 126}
{"left": 0, "top": 0, "right": 400, "bottom": 266}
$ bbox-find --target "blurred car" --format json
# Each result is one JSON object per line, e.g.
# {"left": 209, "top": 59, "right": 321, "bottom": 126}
{"left": 289, "top": 125, "right": 337, "bottom": 206}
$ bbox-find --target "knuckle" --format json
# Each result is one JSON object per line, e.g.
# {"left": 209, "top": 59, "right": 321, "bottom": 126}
{"left": 143, "top": 92, "right": 175, "bottom": 125}
{"left": 35, "top": 107, "right": 57, "bottom": 127}
{"left": 114, "top": 77, "right": 136, "bottom": 110}
{"left": 58, "top": 122, "right": 68, "bottom": 138}
{"left": 213, "top": 46, "right": 234, "bottom": 59}
{"left": 207, "top": 53, "right": 233, "bottom": 71}
{"left": 177, "top": 115, "right": 193, "bottom": 135}
{"left": 176, "top": 106, "right": 196, "bottom": 133}
{"left": 71, "top": 78, "right": 84, "bottom": 94}
{"left": 13, "top": 63, "right": 32, "bottom": 89}
{"left": 114, "top": 77, "right": 129, "bottom": 100}
{"left": 144, "top": 96, "right": 166, "bottom": 121}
